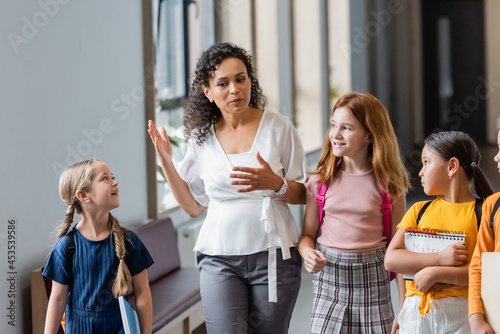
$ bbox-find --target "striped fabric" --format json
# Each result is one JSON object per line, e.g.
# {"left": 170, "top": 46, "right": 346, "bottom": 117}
{"left": 310, "top": 245, "right": 393, "bottom": 334}
{"left": 66, "top": 306, "right": 123, "bottom": 334}
{"left": 43, "top": 229, "right": 153, "bottom": 333}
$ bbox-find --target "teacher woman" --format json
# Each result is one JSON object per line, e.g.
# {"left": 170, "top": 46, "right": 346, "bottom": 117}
{"left": 148, "top": 42, "right": 307, "bottom": 333}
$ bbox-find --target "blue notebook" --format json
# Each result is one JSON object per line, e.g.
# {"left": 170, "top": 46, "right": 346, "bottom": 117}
{"left": 119, "top": 296, "right": 141, "bottom": 334}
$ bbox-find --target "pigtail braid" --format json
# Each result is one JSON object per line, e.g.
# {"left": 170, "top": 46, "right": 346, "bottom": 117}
{"left": 110, "top": 213, "right": 132, "bottom": 297}
{"left": 57, "top": 205, "right": 76, "bottom": 239}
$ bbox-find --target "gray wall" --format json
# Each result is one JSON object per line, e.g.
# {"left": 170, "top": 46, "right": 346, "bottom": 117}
{"left": 0, "top": 1, "right": 149, "bottom": 332}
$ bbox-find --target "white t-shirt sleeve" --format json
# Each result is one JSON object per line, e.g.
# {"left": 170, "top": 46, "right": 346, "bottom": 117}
{"left": 177, "top": 138, "right": 209, "bottom": 207}
{"left": 279, "top": 116, "right": 307, "bottom": 183}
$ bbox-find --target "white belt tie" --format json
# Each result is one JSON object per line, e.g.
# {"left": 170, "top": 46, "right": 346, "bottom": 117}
{"left": 261, "top": 196, "right": 291, "bottom": 302}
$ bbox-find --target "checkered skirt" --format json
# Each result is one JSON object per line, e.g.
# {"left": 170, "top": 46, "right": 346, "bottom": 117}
{"left": 310, "top": 245, "right": 394, "bottom": 334}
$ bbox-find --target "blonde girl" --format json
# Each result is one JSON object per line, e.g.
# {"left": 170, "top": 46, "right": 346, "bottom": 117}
{"left": 43, "top": 159, "right": 154, "bottom": 334}
{"left": 385, "top": 131, "right": 494, "bottom": 333}
{"left": 299, "top": 92, "right": 410, "bottom": 334}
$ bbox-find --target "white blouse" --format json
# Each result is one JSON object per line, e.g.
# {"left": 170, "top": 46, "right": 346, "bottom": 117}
{"left": 178, "top": 110, "right": 307, "bottom": 301}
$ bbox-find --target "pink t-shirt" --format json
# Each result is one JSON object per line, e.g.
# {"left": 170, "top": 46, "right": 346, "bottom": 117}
{"left": 306, "top": 169, "right": 387, "bottom": 252}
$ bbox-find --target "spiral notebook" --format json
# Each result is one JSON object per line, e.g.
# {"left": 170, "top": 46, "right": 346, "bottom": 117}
{"left": 403, "top": 228, "right": 466, "bottom": 280}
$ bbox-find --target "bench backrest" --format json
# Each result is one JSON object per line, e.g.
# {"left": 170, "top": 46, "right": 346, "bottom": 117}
{"left": 135, "top": 217, "right": 181, "bottom": 284}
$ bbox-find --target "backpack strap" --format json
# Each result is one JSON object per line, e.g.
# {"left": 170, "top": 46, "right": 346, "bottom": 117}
{"left": 474, "top": 198, "right": 483, "bottom": 230}
{"left": 315, "top": 175, "right": 329, "bottom": 225}
{"left": 380, "top": 187, "right": 392, "bottom": 242}
{"left": 64, "top": 228, "right": 133, "bottom": 281}
{"left": 489, "top": 197, "right": 500, "bottom": 231}
{"left": 66, "top": 230, "right": 75, "bottom": 253}
{"left": 65, "top": 230, "right": 76, "bottom": 288}
{"left": 417, "top": 198, "right": 484, "bottom": 230}
{"left": 380, "top": 187, "right": 396, "bottom": 281}
{"left": 416, "top": 200, "right": 433, "bottom": 226}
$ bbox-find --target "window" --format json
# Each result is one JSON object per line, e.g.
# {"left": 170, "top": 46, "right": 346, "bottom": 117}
{"left": 156, "top": 0, "right": 187, "bottom": 100}
{"left": 152, "top": 0, "right": 215, "bottom": 214}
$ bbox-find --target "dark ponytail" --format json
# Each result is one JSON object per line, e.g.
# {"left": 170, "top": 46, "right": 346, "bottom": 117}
{"left": 469, "top": 164, "right": 494, "bottom": 199}
{"left": 425, "top": 131, "right": 494, "bottom": 199}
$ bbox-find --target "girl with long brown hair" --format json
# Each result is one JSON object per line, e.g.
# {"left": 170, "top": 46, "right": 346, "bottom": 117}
{"left": 299, "top": 92, "right": 410, "bottom": 333}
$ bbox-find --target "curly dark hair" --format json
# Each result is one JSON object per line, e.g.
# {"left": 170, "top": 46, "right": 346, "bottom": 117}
{"left": 184, "top": 42, "right": 267, "bottom": 144}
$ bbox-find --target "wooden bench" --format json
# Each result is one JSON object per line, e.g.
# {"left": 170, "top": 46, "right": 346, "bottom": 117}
{"left": 31, "top": 268, "right": 63, "bottom": 334}
{"left": 134, "top": 217, "right": 205, "bottom": 334}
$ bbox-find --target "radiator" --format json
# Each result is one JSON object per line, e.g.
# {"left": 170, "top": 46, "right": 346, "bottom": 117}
{"left": 177, "top": 219, "right": 203, "bottom": 267}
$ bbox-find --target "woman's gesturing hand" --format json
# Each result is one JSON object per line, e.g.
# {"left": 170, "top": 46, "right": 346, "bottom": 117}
{"left": 148, "top": 120, "right": 173, "bottom": 166}
{"left": 230, "top": 152, "right": 283, "bottom": 193}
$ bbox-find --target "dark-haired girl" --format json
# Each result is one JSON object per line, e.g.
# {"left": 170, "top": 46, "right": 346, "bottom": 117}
{"left": 299, "top": 92, "right": 410, "bottom": 334}
{"left": 385, "top": 131, "right": 494, "bottom": 333}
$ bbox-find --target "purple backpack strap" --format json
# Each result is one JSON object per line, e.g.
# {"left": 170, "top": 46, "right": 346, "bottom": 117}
{"left": 315, "top": 175, "right": 328, "bottom": 225}
{"left": 381, "top": 186, "right": 395, "bottom": 281}
{"left": 381, "top": 187, "right": 392, "bottom": 242}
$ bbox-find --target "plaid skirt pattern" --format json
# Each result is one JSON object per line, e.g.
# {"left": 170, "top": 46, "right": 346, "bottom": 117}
{"left": 311, "top": 245, "right": 394, "bottom": 334}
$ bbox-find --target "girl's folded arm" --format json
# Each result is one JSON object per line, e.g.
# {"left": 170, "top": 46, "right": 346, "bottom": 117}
{"left": 385, "top": 229, "right": 466, "bottom": 274}
{"left": 423, "top": 264, "right": 470, "bottom": 287}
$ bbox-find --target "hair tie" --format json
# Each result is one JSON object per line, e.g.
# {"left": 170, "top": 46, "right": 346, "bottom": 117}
{"left": 471, "top": 161, "right": 478, "bottom": 167}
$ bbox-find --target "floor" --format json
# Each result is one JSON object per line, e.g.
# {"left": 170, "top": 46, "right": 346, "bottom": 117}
{"left": 288, "top": 145, "right": 500, "bottom": 333}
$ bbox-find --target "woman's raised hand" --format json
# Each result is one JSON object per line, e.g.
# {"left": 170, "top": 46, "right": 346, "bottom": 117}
{"left": 148, "top": 120, "right": 173, "bottom": 166}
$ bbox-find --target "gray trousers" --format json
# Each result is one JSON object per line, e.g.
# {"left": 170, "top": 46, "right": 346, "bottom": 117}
{"left": 197, "top": 247, "right": 302, "bottom": 334}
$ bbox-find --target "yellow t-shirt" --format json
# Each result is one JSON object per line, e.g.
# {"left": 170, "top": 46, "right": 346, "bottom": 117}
{"left": 397, "top": 198, "right": 479, "bottom": 303}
